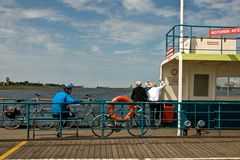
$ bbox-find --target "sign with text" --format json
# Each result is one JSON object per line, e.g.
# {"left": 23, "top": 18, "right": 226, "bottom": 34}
{"left": 209, "top": 28, "right": 240, "bottom": 36}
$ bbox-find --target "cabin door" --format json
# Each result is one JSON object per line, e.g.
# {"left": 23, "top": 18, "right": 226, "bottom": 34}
{"left": 189, "top": 64, "right": 215, "bottom": 100}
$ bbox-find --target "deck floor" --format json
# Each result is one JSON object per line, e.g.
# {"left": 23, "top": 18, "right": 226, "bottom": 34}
{"left": 0, "top": 127, "right": 240, "bottom": 159}
{"left": 1, "top": 137, "right": 240, "bottom": 159}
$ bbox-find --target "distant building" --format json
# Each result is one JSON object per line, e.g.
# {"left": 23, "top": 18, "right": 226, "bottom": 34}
{"left": 6, "top": 77, "right": 10, "bottom": 86}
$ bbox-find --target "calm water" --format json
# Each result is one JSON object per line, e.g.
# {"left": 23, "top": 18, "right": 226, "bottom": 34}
{"left": 0, "top": 88, "right": 132, "bottom": 101}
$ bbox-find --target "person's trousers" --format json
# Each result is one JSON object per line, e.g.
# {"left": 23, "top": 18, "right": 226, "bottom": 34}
{"left": 149, "top": 103, "right": 161, "bottom": 126}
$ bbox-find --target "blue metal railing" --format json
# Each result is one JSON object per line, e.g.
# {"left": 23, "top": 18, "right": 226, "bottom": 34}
{"left": 0, "top": 100, "right": 240, "bottom": 139}
{"left": 166, "top": 25, "right": 240, "bottom": 56}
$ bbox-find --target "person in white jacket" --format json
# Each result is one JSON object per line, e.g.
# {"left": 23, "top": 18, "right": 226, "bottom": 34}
{"left": 148, "top": 81, "right": 166, "bottom": 127}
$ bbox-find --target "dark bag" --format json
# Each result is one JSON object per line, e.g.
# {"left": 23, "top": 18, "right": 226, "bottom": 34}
{"left": 5, "top": 106, "right": 21, "bottom": 118}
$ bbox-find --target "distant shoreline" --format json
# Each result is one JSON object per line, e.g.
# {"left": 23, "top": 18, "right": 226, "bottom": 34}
{"left": 0, "top": 86, "right": 131, "bottom": 90}
{"left": 0, "top": 86, "right": 51, "bottom": 90}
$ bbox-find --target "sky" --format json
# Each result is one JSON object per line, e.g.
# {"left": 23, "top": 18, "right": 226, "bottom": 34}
{"left": 0, "top": 0, "right": 239, "bottom": 88}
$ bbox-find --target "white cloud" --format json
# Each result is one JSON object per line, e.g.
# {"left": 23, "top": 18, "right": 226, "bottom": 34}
{"left": 62, "top": 0, "right": 107, "bottom": 15}
{"left": 122, "top": 0, "right": 178, "bottom": 17}
{"left": 0, "top": 44, "right": 10, "bottom": 54}
{"left": 193, "top": 0, "right": 240, "bottom": 14}
{"left": 21, "top": 9, "right": 64, "bottom": 21}
{"left": 0, "top": 4, "right": 64, "bottom": 22}
{"left": 123, "top": 0, "right": 153, "bottom": 12}
{"left": 91, "top": 46, "right": 101, "bottom": 56}
{"left": 100, "top": 19, "right": 163, "bottom": 45}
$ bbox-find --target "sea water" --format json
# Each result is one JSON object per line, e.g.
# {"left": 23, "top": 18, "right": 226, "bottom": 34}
{"left": 0, "top": 88, "right": 132, "bottom": 101}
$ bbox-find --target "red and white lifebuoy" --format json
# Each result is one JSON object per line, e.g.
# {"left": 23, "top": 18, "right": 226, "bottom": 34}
{"left": 108, "top": 96, "right": 135, "bottom": 121}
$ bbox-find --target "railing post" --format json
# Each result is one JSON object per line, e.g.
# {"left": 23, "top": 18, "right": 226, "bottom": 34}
{"left": 101, "top": 102, "right": 105, "bottom": 138}
{"left": 180, "top": 103, "right": 183, "bottom": 136}
{"left": 26, "top": 104, "right": 30, "bottom": 139}
{"left": 218, "top": 104, "right": 221, "bottom": 136}
{"left": 141, "top": 103, "right": 145, "bottom": 136}
{"left": 208, "top": 104, "right": 210, "bottom": 129}
{"left": 59, "top": 108, "right": 62, "bottom": 138}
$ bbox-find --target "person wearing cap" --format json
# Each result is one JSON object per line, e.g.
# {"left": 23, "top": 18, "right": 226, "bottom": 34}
{"left": 148, "top": 80, "right": 166, "bottom": 127}
{"left": 52, "top": 83, "right": 80, "bottom": 118}
{"left": 144, "top": 81, "right": 152, "bottom": 91}
{"left": 52, "top": 84, "right": 81, "bottom": 137}
{"left": 131, "top": 80, "right": 148, "bottom": 103}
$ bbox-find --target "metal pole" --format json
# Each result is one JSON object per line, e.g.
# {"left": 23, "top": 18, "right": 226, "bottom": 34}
{"left": 177, "top": 0, "right": 184, "bottom": 136}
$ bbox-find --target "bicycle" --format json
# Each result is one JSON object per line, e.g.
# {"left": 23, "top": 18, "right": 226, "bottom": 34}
{"left": 3, "top": 94, "right": 53, "bottom": 130}
{"left": 91, "top": 105, "right": 150, "bottom": 137}
{"left": 60, "top": 96, "right": 97, "bottom": 128}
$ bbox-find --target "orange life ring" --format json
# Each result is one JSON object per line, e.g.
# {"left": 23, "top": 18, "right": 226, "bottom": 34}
{"left": 108, "top": 96, "right": 135, "bottom": 121}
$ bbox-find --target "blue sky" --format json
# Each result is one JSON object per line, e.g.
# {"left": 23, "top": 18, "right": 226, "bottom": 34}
{"left": 0, "top": 0, "right": 239, "bottom": 87}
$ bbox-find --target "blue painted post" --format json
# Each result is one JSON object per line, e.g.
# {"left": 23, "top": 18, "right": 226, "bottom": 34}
{"left": 218, "top": 104, "right": 221, "bottom": 136}
{"left": 59, "top": 109, "right": 62, "bottom": 138}
{"left": 179, "top": 102, "right": 183, "bottom": 136}
{"left": 101, "top": 103, "right": 105, "bottom": 138}
{"left": 26, "top": 104, "right": 30, "bottom": 139}
{"left": 208, "top": 104, "right": 210, "bottom": 129}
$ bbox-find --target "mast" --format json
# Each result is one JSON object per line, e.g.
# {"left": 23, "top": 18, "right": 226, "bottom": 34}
{"left": 177, "top": 0, "right": 184, "bottom": 136}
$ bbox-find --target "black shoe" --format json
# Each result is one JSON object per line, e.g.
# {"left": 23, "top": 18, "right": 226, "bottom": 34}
{"left": 57, "top": 132, "right": 60, "bottom": 138}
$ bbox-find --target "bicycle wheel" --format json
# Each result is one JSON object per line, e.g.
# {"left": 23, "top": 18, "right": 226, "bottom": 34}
{"left": 62, "top": 120, "right": 75, "bottom": 129}
{"left": 92, "top": 115, "right": 114, "bottom": 137}
{"left": 127, "top": 114, "right": 149, "bottom": 137}
{"left": 35, "top": 110, "right": 53, "bottom": 130}
{"left": 82, "top": 112, "right": 95, "bottom": 127}
{"left": 3, "top": 114, "right": 24, "bottom": 129}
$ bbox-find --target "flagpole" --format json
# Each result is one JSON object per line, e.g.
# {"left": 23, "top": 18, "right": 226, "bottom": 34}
{"left": 177, "top": 0, "right": 184, "bottom": 136}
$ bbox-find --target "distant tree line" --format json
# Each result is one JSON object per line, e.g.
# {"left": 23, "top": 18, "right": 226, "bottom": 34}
{"left": 0, "top": 80, "right": 61, "bottom": 87}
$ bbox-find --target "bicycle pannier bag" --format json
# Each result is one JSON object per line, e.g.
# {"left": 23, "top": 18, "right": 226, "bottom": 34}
{"left": 5, "top": 106, "right": 20, "bottom": 118}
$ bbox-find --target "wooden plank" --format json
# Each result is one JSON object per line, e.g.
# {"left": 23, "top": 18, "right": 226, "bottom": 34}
{"left": 111, "top": 139, "right": 119, "bottom": 159}
{"left": 120, "top": 139, "right": 131, "bottom": 158}
{"left": 136, "top": 139, "right": 149, "bottom": 158}
{"left": 217, "top": 141, "right": 240, "bottom": 156}
{"left": 131, "top": 139, "right": 144, "bottom": 158}
{"left": 145, "top": 139, "right": 161, "bottom": 158}
{"left": 153, "top": 139, "right": 169, "bottom": 158}
{"left": 61, "top": 140, "right": 74, "bottom": 158}
{"left": 164, "top": 138, "right": 184, "bottom": 158}
{"left": 184, "top": 143, "right": 203, "bottom": 158}
{"left": 36, "top": 141, "right": 53, "bottom": 159}
{"left": 32, "top": 141, "right": 50, "bottom": 159}
{"left": 105, "top": 139, "right": 113, "bottom": 158}
{"left": 44, "top": 140, "right": 59, "bottom": 158}
{"left": 27, "top": 141, "right": 45, "bottom": 159}
{"left": 93, "top": 139, "right": 99, "bottom": 158}
{"left": 11, "top": 142, "right": 31, "bottom": 159}
{"left": 81, "top": 140, "right": 90, "bottom": 158}
{"left": 0, "top": 142, "right": 18, "bottom": 157}
{"left": 69, "top": 139, "right": 80, "bottom": 158}
{"left": 100, "top": 139, "right": 107, "bottom": 158}
{"left": 75, "top": 139, "right": 85, "bottom": 158}
{"left": 142, "top": 143, "right": 154, "bottom": 158}
{"left": 116, "top": 139, "right": 124, "bottom": 158}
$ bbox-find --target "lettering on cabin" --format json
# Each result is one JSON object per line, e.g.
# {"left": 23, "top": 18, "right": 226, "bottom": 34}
{"left": 207, "top": 41, "right": 219, "bottom": 45}
{"left": 209, "top": 28, "right": 240, "bottom": 36}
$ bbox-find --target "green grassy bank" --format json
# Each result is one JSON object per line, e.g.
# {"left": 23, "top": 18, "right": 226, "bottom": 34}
{"left": 0, "top": 86, "right": 50, "bottom": 90}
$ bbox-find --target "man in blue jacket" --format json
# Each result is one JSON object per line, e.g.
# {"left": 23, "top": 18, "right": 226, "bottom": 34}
{"left": 52, "top": 83, "right": 80, "bottom": 137}
{"left": 52, "top": 83, "right": 80, "bottom": 118}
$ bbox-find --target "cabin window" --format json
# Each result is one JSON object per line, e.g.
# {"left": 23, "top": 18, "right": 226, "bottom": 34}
{"left": 216, "top": 77, "right": 240, "bottom": 96}
{"left": 216, "top": 77, "right": 228, "bottom": 96}
{"left": 193, "top": 74, "right": 209, "bottom": 97}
